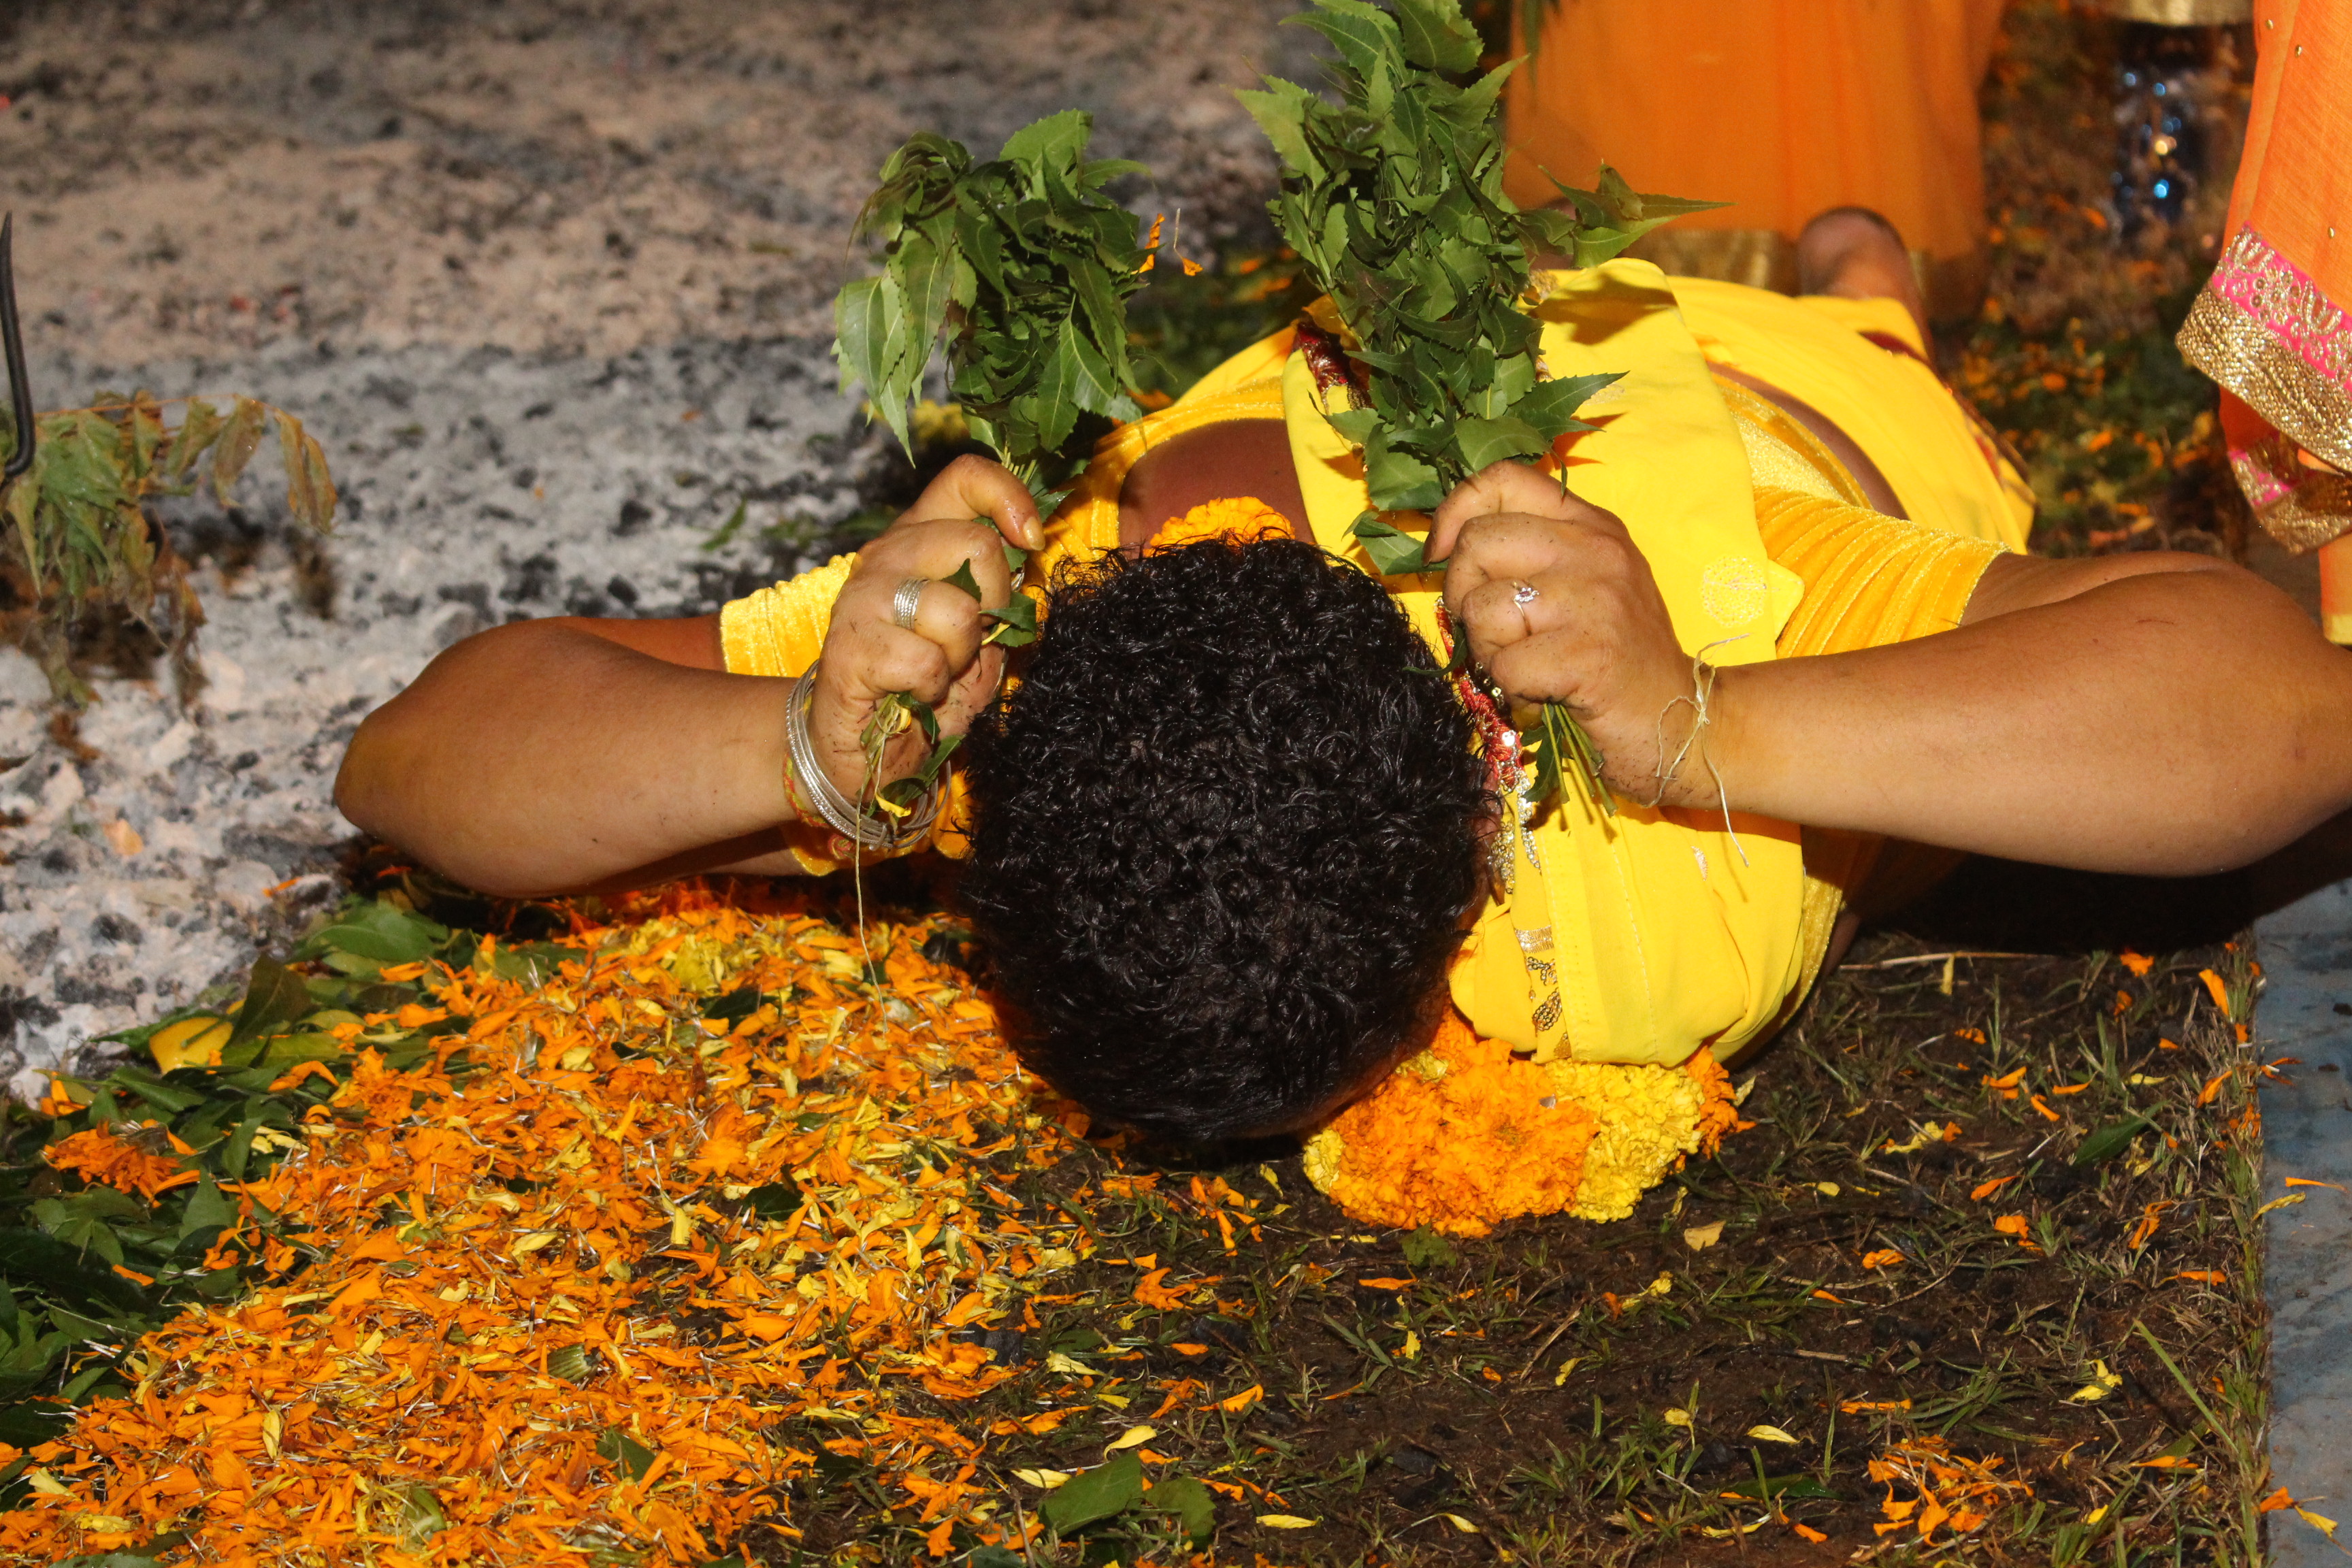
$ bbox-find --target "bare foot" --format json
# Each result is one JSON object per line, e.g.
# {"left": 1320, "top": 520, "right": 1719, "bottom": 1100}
{"left": 1797, "top": 207, "right": 1931, "bottom": 353}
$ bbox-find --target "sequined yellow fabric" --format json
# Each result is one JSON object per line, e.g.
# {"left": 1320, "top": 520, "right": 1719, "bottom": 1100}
{"left": 1675, "top": 280, "right": 2035, "bottom": 551}
{"left": 1715, "top": 376, "right": 1872, "bottom": 509}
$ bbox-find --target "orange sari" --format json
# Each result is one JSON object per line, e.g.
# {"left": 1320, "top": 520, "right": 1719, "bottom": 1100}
{"left": 1501, "top": 0, "right": 2006, "bottom": 322}
{"left": 2175, "top": 0, "right": 2352, "bottom": 618}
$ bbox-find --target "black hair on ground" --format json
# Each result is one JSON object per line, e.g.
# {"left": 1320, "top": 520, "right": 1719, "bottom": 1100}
{"left": 959, "top": 536, "right": 1488, "bottom": 1143}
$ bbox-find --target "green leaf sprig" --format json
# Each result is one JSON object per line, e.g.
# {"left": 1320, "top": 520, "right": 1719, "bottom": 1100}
{"left": 836, "top": 110, "right": 1146, "bottom": 828}
{"left": 1241, "top": 0, "right": 1719, "bottom": 813}
{"left": 834, "top": 109, "right": 1154, "bottom": 514}
{"left": 1239, "top": 0, "right": 1617, "bottom": 529}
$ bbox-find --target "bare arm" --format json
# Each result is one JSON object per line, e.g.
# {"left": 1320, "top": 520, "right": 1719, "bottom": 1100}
{"left": 1432, "top": 465, "right": 2352, "bottom": 877}
{"left": 336, "top": 457, "right": 1042, "bottom": 896}
{"left": 1716, "top": 555, "right": 2352, "bottom": 873}
{"left": 336, "top": 621, "right": 808, "bottom": 894}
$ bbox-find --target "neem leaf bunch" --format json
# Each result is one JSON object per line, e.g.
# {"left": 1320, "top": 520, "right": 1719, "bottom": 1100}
{"left": 1242, "top": 0, "right": 1718, "bottom": 808}
{"left": 1239, "top": 0, "right": 1712, "bottom": 536}
{"left": 834, "top": 110, "right": 1154, "bottom": 512}
{"left": 1240, "top": 0, "right": 1583, "bottom": 523}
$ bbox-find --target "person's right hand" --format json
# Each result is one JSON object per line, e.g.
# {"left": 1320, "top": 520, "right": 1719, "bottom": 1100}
{"left": 804, "top": 455, "right": 1042, "bottom": 817}
{"left": 1426, "top": 462, "right": 1705, "bottom": 806}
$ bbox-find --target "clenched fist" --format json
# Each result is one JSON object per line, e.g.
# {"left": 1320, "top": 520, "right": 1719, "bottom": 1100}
{"left": 806, "top": 456, "right": 1041, "bottom": 806}
{"left": 1426, "top": 463, "right": 1710, "bottom": 808}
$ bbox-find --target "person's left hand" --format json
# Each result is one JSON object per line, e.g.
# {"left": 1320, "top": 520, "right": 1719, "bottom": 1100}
{"left": 1425, "top": 462, "right": 1706, "bottom": 806}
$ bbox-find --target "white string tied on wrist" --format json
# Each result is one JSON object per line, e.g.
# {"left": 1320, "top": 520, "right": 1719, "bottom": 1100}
{"left": 1645, "top": 635, "right": 1747, "bottom": 867}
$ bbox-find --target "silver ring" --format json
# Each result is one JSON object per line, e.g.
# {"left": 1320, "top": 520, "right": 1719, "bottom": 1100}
{"left": 892, "top": 577, "right": 930, "bottom": 633}
{"left": 1511, "top": 579, "right": 1539, "bottom": 609}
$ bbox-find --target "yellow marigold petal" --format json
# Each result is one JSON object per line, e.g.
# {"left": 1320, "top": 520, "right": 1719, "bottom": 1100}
{"left": 1304, "top": 1016, "right": 1747, "bottom": 1231}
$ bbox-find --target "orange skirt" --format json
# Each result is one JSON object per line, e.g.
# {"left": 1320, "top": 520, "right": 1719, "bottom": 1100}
{"left": 1501, "top": 0, "right": 2006, "bottom": 320}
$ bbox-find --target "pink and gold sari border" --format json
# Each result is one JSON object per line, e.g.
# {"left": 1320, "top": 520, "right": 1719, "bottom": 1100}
{"left": 2178, "top": 227, "right": 2352, "bottom": 545}
{"left": 2232, "top": 428, "right": 2352, "bottom": 551}
{"left": 2178, "top": 227, "right": 2352, "bottom": 474}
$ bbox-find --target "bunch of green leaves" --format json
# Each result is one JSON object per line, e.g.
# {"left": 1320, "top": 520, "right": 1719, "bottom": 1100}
{"left": 1242, "top": 0, "right": 1714, "bottom": 537}
{"left": 1241, "top": 0, "right": 1716, "bottom": 811}
{"left": 0, "top": 392, "right": 336, "bottom": 705}
{"left": 0, "top": 899, "right": 506, "bottom": 1512}
{"left": 834, "top": 110, "right": 1154, "bottom": 513}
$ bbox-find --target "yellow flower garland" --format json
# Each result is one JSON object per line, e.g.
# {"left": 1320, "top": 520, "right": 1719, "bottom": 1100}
{"left": 1304, "top": 1011, "right": 1739, "bottom": 1235}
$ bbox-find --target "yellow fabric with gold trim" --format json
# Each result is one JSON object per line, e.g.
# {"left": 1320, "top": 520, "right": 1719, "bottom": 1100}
{"left": 1671, "top": 278, "right": 2035, "bottom": 551}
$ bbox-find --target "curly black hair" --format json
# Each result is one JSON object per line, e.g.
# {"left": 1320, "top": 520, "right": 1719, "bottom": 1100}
{"left": 958, "top": 536, "right": 1489, "bottom": 1143}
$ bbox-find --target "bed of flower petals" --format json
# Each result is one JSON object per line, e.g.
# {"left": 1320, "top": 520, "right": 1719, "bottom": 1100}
{"left": 1866, "top": 1436, "right": 2035, "bottom": 1546}
{"left": 0, "top": 883, "right": 1202, "bottom": 1567}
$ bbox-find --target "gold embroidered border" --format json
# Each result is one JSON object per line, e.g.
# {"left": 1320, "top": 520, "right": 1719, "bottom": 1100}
{"left": 2100, "top": 0, "right": 2251, "bottom": 22}
{"left": 2178, "top": 285, "right": 2352, "bottom": 524}
{"left": 2230, "top": 428, "right": 2352, "bottom": 551}
{"left": 2257, "top": 473, "right": 2352, "bottom": 553}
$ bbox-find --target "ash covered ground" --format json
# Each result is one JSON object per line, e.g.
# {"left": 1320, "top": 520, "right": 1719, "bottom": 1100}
{"left": 0, "top": 0, "right": 1316, "bottom": 1096}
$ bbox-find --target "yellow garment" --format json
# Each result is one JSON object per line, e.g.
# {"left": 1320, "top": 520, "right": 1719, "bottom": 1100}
{"left": 1281, "top": 263, "right": 1804, "bottom": 1066}
{"left": 1759, "top": 486, "right": 2008, "bottom": 1039}
{"left": 719, "top": 263, "right": 2015, "bottom": 1071}
{"left": 720, "top": 555, "right": 853, "bottom": 681}
{"left": 1671, "top": 278, "right": 2036, "bottom": 551}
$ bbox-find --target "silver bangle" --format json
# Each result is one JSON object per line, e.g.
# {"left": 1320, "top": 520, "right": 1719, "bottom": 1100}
{"left": 785, "top": 664, "right": 942, "bottom": 852}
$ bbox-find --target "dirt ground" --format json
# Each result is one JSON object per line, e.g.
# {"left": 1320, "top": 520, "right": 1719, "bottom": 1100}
{"left": 0, "top": 0, "right": 1309, "bottom": 363}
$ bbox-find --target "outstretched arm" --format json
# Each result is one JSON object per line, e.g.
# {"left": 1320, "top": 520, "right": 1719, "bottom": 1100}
{"left": 336, "top": 458, "right": 1042, "bottom": 896}
{"left": 1431, "top": 465, "right": 2352, "bottom": 877}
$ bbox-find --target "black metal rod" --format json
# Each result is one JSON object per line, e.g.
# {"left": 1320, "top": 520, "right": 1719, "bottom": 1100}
{"left": 1, "top": 212, "right": 35, "bottom": 487}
